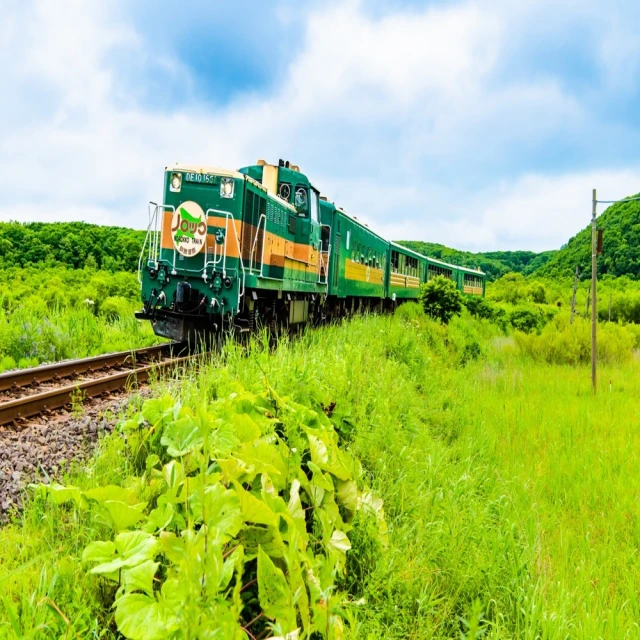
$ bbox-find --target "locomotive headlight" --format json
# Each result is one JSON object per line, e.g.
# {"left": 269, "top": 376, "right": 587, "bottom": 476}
{"left": 220, "top": 177, "right": 234, "bottom": 198}
{"left": 170, "top": 172, "right": 182, "bottom": 192}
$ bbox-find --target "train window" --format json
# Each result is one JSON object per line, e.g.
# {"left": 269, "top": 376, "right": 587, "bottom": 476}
{"left": 428, "top": 264, "right": 453, "bottom": 280}
{"left": 391, "top": 250, "right": 399, "bottom": 272}
{"left": 309, "top": 189, "right": 319, "bottom": 223}
{"left": 295, "top": 186, "right": 308, "bottom": 216}
{"left": 278, "top": 182, "right": 292, "bottom": 202}
{"left": 346, "top": 230, "right": 351, "bottom": 250}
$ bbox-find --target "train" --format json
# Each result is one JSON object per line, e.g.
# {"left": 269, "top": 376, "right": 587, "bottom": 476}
{"left": 136, "top": 159, "right": 486, "bottom": 341}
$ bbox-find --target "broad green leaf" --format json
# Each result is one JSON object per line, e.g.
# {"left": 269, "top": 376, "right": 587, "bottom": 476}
{"left": 239, "top": 526, "right": 286, "bottom": 559}
{"left": 142, "top": 394, "right": 176, "bottom": 426}
{"left": 82, "top": 540, "right": 115, "bottom": 564}
{"left": 122, "top": 560, "right": 158, "bottom": 596}
{"left": 100, "top": 500, "right": 148, "bottom": 532}
{"left": 115, "top": 594, "right": 166, "bottom": 640}
{"left": 145, "top": 454, "right": 161, "bottom": 471}
{"left": 257, "top": 546, "right": 296, "bottom": 631}
{"left": 84, "top": 485, "right": 138, "bottom": 505}
{"left": 202, "top": 483, "right": 243, "bottom": 543}
{"left": 115, "top": 531, "right": 159, "bottom": 564}
{"left": 91, "top": 531, "right": 158, "bottom": 574}
{"left": 159, "top": 532, "right": 184, "bottom": 565}
{"left": 144, "top": 503, "right": 174, "bottom": 533}
{"left": 329, "top": 530, "right": 351, "bottom": 554}
{"left": 232, "top": 480, "right": 277, "bottom": 526}
{"left": 237, "top": 441, "right": 287, "bottom": 489}
{"left": 359, "top": 491, "right": 389, "bottom": 547}
{"left": 307, "top": 462, "right": 333, "bottom": 491}
{"left": 162, "top": 460, "right": 184, "bottom": 490}
{"left": 287, "top": 480, "right": 307, "bottom": 539}
{"left": 232, "top": 413, "right": 261, "bottom": 443}
{"left": 209, "top": 418, "right": 239, "bottom": 456}
{"left": 219, "top": 545, "right": 243, "bottom": 592}
{"left": 161, "top": 413, "right": 204, "bottom": 457}
{"left": 306, "top": 433, "right": 351, "bottom": 481}
{"left": 218, "top": 457, "right": 254, "bottom": 484}
{"left": 35, "top": 483, "right": 84, "bottom": 507}
{"left": 336, "top": 479, "right": 358, "bottom": 513}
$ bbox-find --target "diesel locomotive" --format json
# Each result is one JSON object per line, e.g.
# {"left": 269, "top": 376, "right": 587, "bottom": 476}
{"left": 136, "top": 159, "right": 485, "bottom": 341}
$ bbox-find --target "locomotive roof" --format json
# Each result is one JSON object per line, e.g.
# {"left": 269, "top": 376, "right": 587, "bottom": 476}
{"left": 165, "top": 163, "right": 244, "bottom": 179}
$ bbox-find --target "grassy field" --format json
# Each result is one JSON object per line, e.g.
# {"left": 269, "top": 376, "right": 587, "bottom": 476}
{"left": 0, "top": 267, "right": 161, "bottom": 370}
{"left": 0, "top": 305, "right": 639, "bottom": 638}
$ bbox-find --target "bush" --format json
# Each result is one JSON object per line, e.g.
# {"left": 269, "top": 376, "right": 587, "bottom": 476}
{"left": 419, "top": 276, "right": 463, "bottom": 324}
{"left": 514, "top": 316, "right": 634, "bottom": 365}
{"left": 508, "top": 304, "right": 557, "bottom": 334}
{"left": 463, "top": 296, "right": 508, "bottom": 331}
{"left": 99, "top": 296, "right": 130, "bottom": 321}
{"left": 509, "top": 306, "right": 544, "bottom": 333}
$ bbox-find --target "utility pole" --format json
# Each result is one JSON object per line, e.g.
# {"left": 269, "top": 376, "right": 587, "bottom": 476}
{"left": 591, "top": 188, "right": 597, "bottom": 393}
{"left": 570, "top": 265, "right": 579, "bottom": 324}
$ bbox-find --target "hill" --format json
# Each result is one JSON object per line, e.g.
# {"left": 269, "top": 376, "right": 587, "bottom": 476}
{"left": 396, "top": 241, "right": 557, "bottom": 280}
{"left": 0, "top": 221, "right": 145, "bottom": 271}
{"left": 538, "top": 193, "right": 640, "bottom": 279}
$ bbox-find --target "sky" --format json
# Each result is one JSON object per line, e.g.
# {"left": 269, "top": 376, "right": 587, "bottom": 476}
{"left": 2, "top": 0, "right": 639, "bottom": 252}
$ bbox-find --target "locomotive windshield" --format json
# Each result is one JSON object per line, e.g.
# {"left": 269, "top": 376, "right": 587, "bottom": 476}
{"left": 295, "top": 186, "right": 308, "bottom": 215}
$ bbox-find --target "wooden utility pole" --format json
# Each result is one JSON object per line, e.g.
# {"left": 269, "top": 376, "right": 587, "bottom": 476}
{"left": 585, "top": 284, "right": 591, "bottom": 318}
{"left": 570, "top": 266, "right": 579, "bottom": 324}
{"left": 591, "top": 188, "right": 597, "bottom": 393}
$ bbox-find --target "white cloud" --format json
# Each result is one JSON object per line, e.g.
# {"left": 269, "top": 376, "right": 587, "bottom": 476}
{"left": 1, "top": 0, "right": 638, "bottom": 252}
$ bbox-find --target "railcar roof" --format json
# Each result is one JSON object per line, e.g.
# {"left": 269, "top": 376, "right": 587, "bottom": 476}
{"left": 332, "top": 207, "right": 389, "bottom": 244}
{"left": 427, "top": 255, "right": 485, "bottom": 276}
{"left": 389, "top": 241, "right": 429, "bottom": 261}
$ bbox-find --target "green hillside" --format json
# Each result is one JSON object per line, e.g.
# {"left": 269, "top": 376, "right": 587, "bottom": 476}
{"left": 538, "top": 193, "right": 640, "bottom": 279}
{"left": 0, "top": 221, "right": 145, "bottom": 271}
{"left": 397, "top": 240, "right": 557, "bottom": 280}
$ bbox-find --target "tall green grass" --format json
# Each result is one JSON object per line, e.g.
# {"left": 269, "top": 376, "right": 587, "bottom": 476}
{"left": 0, "top": 267, "right": 161, "bottom": 370}
{"left": 1, "top": 307, "right": 639, "bottom": 637}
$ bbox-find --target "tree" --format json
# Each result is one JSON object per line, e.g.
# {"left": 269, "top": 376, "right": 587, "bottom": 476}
{"left": 419, "top": 276, "right": 463, "bottom": 324}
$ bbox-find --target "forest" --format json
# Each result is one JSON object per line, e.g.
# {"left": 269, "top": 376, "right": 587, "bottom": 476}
{"left": 0, "top": 221, "right": 145, "bottom": 271}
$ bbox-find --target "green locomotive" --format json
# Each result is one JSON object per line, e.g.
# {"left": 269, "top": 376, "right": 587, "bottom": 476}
{"left": 136, "top": 160, "right": 485, "bottom": 341}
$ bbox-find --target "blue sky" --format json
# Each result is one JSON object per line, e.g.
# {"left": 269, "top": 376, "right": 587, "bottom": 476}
{"left": 2, "top": 0, "right": 639, "bottom": 251}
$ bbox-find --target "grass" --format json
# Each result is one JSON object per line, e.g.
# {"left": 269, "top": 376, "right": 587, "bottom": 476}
{"left": 1, "top": 306, "right": 639, "bottom": 637}
{"left": 0, "top": 267, "right": 161, "bottom": 370}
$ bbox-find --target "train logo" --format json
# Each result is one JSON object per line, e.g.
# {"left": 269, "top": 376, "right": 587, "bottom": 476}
{"left": 171, "top": 201, "right": 207, "bottom": 257}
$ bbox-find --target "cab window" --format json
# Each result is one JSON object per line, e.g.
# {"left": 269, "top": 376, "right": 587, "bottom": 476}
{"left": 309, "top": 189, "right": 319, "bottom": 222}
{"left": 294, "top": 186, "right": 308, "bottom": 216}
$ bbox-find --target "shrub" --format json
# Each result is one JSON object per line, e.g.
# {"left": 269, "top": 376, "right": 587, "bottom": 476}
{"left": 514, "top": 316, "right": 634, "bottom": 365}
{"left": 509, "top": 305, "right": 544, "bottom": 333}
{"left": 100, "top": 296, "right": 130, "bottom": 321}
{"left": 463, "top": 296, "right": 508, "bottom": 331}
{"left": 419, "top": 276, "right": 463, "bottom": 324}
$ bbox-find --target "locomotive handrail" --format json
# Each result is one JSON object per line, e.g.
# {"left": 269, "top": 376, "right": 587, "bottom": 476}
{"left": 249, "top": 214, "right": 267, "bottom": 274}
{"left": 138, "top": 202, "right": 173, "bottom": 284}
{"left": 205, "top": 208, "right": 246, "bottom": 308}
{"left": 318, "top": 223, "right": 332, "bottom": 286}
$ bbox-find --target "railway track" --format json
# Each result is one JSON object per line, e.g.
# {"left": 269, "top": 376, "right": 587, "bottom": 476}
{"left": 0, "top": 343, "right": 190, "bottom": 426}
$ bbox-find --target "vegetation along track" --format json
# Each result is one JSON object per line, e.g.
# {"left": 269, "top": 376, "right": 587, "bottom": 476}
{"left": 0, "top": 343, "right": 188, "bottom": 426}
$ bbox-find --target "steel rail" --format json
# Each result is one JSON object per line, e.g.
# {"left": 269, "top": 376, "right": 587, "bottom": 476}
{"left": 0, "top": 355, "right": 194, "bottom": 426}
{"left": 0, "top": 343, "right": 182, "bottom": 393}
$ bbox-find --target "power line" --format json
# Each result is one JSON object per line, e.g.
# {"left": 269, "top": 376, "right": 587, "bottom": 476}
{"left": 596, "top": 195, "right": 640, "bottom": 204}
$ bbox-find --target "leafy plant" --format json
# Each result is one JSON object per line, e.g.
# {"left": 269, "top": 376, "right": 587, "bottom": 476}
{"left": 419, "top": 276, "right": 463, "bottom": 324}
{"left": 36, "top": 385, "right": 386, "bottom": 639}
